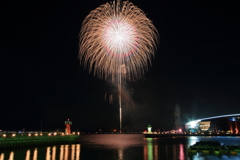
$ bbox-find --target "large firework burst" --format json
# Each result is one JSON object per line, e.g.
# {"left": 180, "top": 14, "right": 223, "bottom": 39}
{"left": 79, "top": 0, "right": 158, "bottom": 133}
{"left": 79, "top": 0, "right": 158, "bottom": 82}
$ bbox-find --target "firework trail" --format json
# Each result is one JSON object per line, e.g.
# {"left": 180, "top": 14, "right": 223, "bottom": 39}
{"left": 79, "top": 0, "right": 159, "bottom": 132}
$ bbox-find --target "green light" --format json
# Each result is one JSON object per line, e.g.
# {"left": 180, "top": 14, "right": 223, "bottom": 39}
{"left": 147, "top": 138, "right": 153, "bottom": 160}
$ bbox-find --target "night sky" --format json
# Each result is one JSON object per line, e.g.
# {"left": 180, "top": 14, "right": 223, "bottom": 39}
{"left": 1, "top": 0, "right": 239, "bottom": 132}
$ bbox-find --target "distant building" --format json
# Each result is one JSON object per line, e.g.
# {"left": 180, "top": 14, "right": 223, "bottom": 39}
{"left": 185, "top": 114, "right": 240, "bottom": 133}
{"left": 199, "top": 121, "right": 211, "bottom": 131}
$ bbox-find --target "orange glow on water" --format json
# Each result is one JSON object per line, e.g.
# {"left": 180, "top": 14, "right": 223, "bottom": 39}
{"left": 25, "top": 150, "right": 30, "bottom": 160}
{"left": 46, "top": 147, "right": 51, "bottom": 160}
{"left": 60, "top": 145, "right": 64, "bottom": 160}
{"left": 9, "top": 152, "right": 14, "bottom": 160}
{"left": 76, "top": 144, "right": 81, "bottom": 160}
{"left": 52, "top": 146, "right": 56, "bottom": 160}
{"left": 33, "top": 148, "right": 37, "bottom": 160}
{"left": 0, "top": 145, "right": 81, "bottom": 160}
{"left": 64, "top": 145, "right": 69, "bottom": 160}
{"left": 0, "top": 153, "right": 4, "bottom": 160}
{"left": 71, "top": 145, "right": 75, "bottom": 160}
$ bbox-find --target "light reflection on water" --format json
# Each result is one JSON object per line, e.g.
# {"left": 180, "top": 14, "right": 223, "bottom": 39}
{"left": 118, "top": 148, "right": 123, "bottom": 160}
{"left": 0, "top": 153, "right": 4, "bottom": 160}
{"left": 0, "top": 135, "right": 240, "bottom": 160}
{"left": 0, "top": 144, "right": 81, "bottom": 160}
{"left": 9, "top": 152, "right": 13, "bottom": 160}
{"left": 179, "top": 144, "right": 184, "bottom": 160}
{"left": 25, "top": 149, "right": 30, "bottom": 160}
{"left": 64, "top": 145, "right": 68, "bottom": 160}
{"left": 46, "top": 147, "right": 50, "bottom": 160}
{"left": 53, "top": 146, "right": 56, "bottom": 160}
{"left": 143, "top": 138, "right": 159, "bottom": 160}
{"left": 33, "top": 148, "right": 37, "bottom": 160}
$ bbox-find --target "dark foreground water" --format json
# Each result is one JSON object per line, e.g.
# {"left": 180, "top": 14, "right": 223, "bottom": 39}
{"left": 1, "top": 134, "right": 240, "bottom": 160}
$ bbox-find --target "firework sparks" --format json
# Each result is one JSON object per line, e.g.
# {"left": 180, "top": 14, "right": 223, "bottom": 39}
{"left": 79, "top": 0, "right": 159, "bottom": 133}
{"left": 79, "top": 0, "right": 158, "bottom": 82}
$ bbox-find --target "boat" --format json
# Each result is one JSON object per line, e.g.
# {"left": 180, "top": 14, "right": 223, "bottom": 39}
{"left": 223, "top": 145, "right": 240, "bottom": 155}
{"left": 188, "top": 141, "right": 240, "bottom": 155}
{"left": 188, "top": 141, "right": 223, "bottom": 154}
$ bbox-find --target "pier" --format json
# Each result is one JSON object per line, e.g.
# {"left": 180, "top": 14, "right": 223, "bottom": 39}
{"left": 0, "top": 132, "right": 80, "bottom": 150}
{"left": 143, "top": 132, "right": 240, "bottom": 138}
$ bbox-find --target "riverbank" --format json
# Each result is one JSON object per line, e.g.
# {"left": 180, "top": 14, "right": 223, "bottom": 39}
{"left": 0, "top": 132, "right": 79, "bottom": 150}
{"left": 144, "top": 132, "right": 240, "bottom": 138}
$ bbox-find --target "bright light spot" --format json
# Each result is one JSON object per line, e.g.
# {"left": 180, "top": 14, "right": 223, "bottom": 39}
{"left": 186, "top": 120, "right": 201, "bottom": 128}
{"left": 103, "top": 17, "right": 137, "bottom": 56}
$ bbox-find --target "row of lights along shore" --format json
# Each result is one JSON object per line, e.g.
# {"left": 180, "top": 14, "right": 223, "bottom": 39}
{"left": 1, "top": 119, "right": 78, "bottom": 138}
{"left": 1, "top": 132, "right": 80, "bottom": 138}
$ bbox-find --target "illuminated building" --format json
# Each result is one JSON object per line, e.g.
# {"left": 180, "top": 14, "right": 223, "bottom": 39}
{"left": 185, "top": 114, "right": 240, "bottom": 133}
{"left": 147, "top": 125, "right": 152, "bottom": 133}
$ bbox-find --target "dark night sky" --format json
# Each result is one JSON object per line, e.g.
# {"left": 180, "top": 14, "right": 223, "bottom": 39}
{"left": 1, "top": 0, "right": 239, "bottom": 132}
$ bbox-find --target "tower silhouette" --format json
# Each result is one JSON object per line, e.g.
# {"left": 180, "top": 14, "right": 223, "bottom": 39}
{"left": 64, "top": 119, "right": 72, "bottom": 134}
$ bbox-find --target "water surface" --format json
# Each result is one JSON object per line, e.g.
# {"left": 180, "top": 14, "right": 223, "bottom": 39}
{"left": 1, "top": 134, "right": 240, "bottom": 160}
